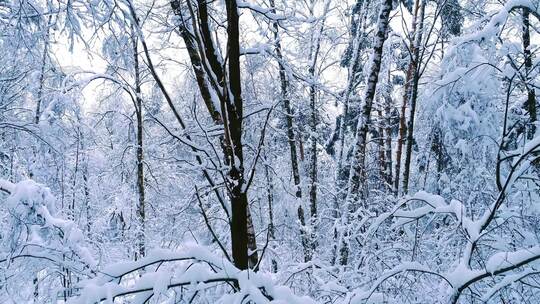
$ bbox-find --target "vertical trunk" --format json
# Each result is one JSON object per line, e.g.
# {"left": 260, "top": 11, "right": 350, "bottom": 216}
{"left": 170, "top": 0, "right": 258, "bottom": 270}
{"left": 70, "top": 132, "right": 80, "bottom": 221}
{"left": 335, "top": 0, "right": 369, "bottom": 204}
{"left": 306, "top": 0, "right": 329, "bottom": 257}
{"left": 133, "top": 32, "right": 146, "bottom": 260}
{"left": 394, "top": 0, "right": 421, "bottom": 194}
{"left": 522, "top": 8, "right": 536, "bottom": 140}
{"left": 376, "top": 105, "right": 387, "bottom": 186}
{"left": 82, "top": 161, "right": 91, "bottom": 234}
{"left": 402, "top": 0, "right": 426, "bottom": 194}
{"left": 34, "top": 16, "right": 52, "bottom": 125}
{"left": 79, "top": 132, "right": 91, "bottom": 234}
{"left": 265, "top": 163, "right": 278, "bottom": 272}
{"left": 269, "top": 0, "right": 312, "bottom": 262}
{"left": 346, "top": 0, "right": 393, "bottom": 208}
{"left": 384, "top": 96, "right": 393, "bottom": 187}
{"left": 431, "top": 127, "right": 448, "bottom": 195}
{"left": 308, "top": 62, "right": 319, "bottom": 257}
{"left": 331, "top": 0, "right": 369, "bottom": 265}
{"left": 341, "top": 0, "right": 393, "bottom": 265}
{"left": 225, "top": 0, "right": 252, "bottom": 270}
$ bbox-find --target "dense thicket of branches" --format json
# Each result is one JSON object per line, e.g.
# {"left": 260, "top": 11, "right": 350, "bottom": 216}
{"left": 1, "top": 0, "right": 540, "bottom": 303}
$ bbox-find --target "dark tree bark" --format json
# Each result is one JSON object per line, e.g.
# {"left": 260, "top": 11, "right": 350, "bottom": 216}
{"left": 383, "top": 95, "right": 393, "bottom": 187}
{"left": 264, "top": 162, "right": 278, "bottom": 272}
{"left": 330, "top": 0, "right": 369, "bottom": 265}
{"left": 308, "top": 32, "right": 322, "bottom": 258}
{"left": 170, "top": 0, "right": 259, "bottom": 270}
{"left": 223, "top": 0, "right": 260, "bottom": 270}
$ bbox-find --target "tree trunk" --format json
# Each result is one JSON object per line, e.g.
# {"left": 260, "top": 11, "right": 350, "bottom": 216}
{"left": 341, "top": 0, "right": 393, "bottom": 265}
{"left": 522, "top": 8, "right": 536, "bottom": 140}
{"left": 224, "top": 0, "right": 252, "bottom": 270}
{"left": 264, "top": 163, "right": 278, "bottom": 272}
{"left": 377, "top": 105, "right": 387, "bottom": 187}
{"left": 133, "top": 31, "right": 146, "bottom": 260}
{"left": 334, "top": 0, "right": 369, "bottom": 204}
{"left": 402, "top": 0, "right": 426, "bottom": 194}
{"left": 170, "top": 0, "right": 259, "bottom": 270}
{"left": 394, "top": 0, "right": 421, "bottom": 194}
{"left": 384, "top": 96, "right": 393, "bottom": 187}
{"left": 331, "top": 0, "right": 369, "bottom": 265}
{"left": 269, "top": 0, "right": 312, "bottom": 262}
{"left": 346, "top": 0, "right": 393, "bottom": 208}
{"left": 34, "top": 16, "right": 52, "bottom": 125}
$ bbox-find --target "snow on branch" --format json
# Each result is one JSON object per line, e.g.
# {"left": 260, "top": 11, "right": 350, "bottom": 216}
{"left": 1, "top": 179, "right": 317, "bottom": 303}
{"left": 70, "top": 244, "right": 316, "bottom": 304}
{"left": 449, "top": 0, "right": 539, "bottom": 53}
{"left": 368, "top": 191, "right": 481, "bottom": 241}
{"left": 0, "top": 179, "right": 96, "bottom": 271}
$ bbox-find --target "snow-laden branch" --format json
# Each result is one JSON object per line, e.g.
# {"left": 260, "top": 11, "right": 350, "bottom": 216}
{"left": 368, "top": 191, "right": 480, "bottom": 241}
{"left": 349, "top": 262, "right": 451, "bottom": 303}
{"left": 0, "top": 179, "right": 96, "bottom": 271}
{"left": 449, "top": 0, "right": 539, "bottom": 55}
{"left": 70, "top": 244, "right": 316, "bottom": 304}
{"left": 0, "top": 179, "right": 14, "bottom": 194}
{"left": 447, "top": 246, "right": 540, "bottom": 303}
{"left": 366, "top": 189, "right": 540, "bottom": 303}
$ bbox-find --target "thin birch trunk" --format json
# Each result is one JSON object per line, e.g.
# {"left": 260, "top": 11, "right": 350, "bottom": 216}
{"left": 340, "top": 0, "right": 393, "bottom": 265}
{"left": 132, "top": 30, "right": 146, "bottom": 260}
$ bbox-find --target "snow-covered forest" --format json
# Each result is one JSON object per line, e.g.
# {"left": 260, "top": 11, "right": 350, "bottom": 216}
{"left": 1, "top": 0, "right": 540, "bottom": 302}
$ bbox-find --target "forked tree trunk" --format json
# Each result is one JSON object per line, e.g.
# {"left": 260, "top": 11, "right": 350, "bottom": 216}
{"left": 170, "top": 0, "right": 258, "bottom": 269}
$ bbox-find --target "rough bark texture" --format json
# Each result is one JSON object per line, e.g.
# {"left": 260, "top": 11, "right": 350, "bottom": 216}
{"left": 34, "top": 16, "right": 51, "bottom": 125}
{"left": 331, "top": 0, "right": 368, "bottom": 265}
{"left": 264, "top": 163, "right": 278, "bottom": 272}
